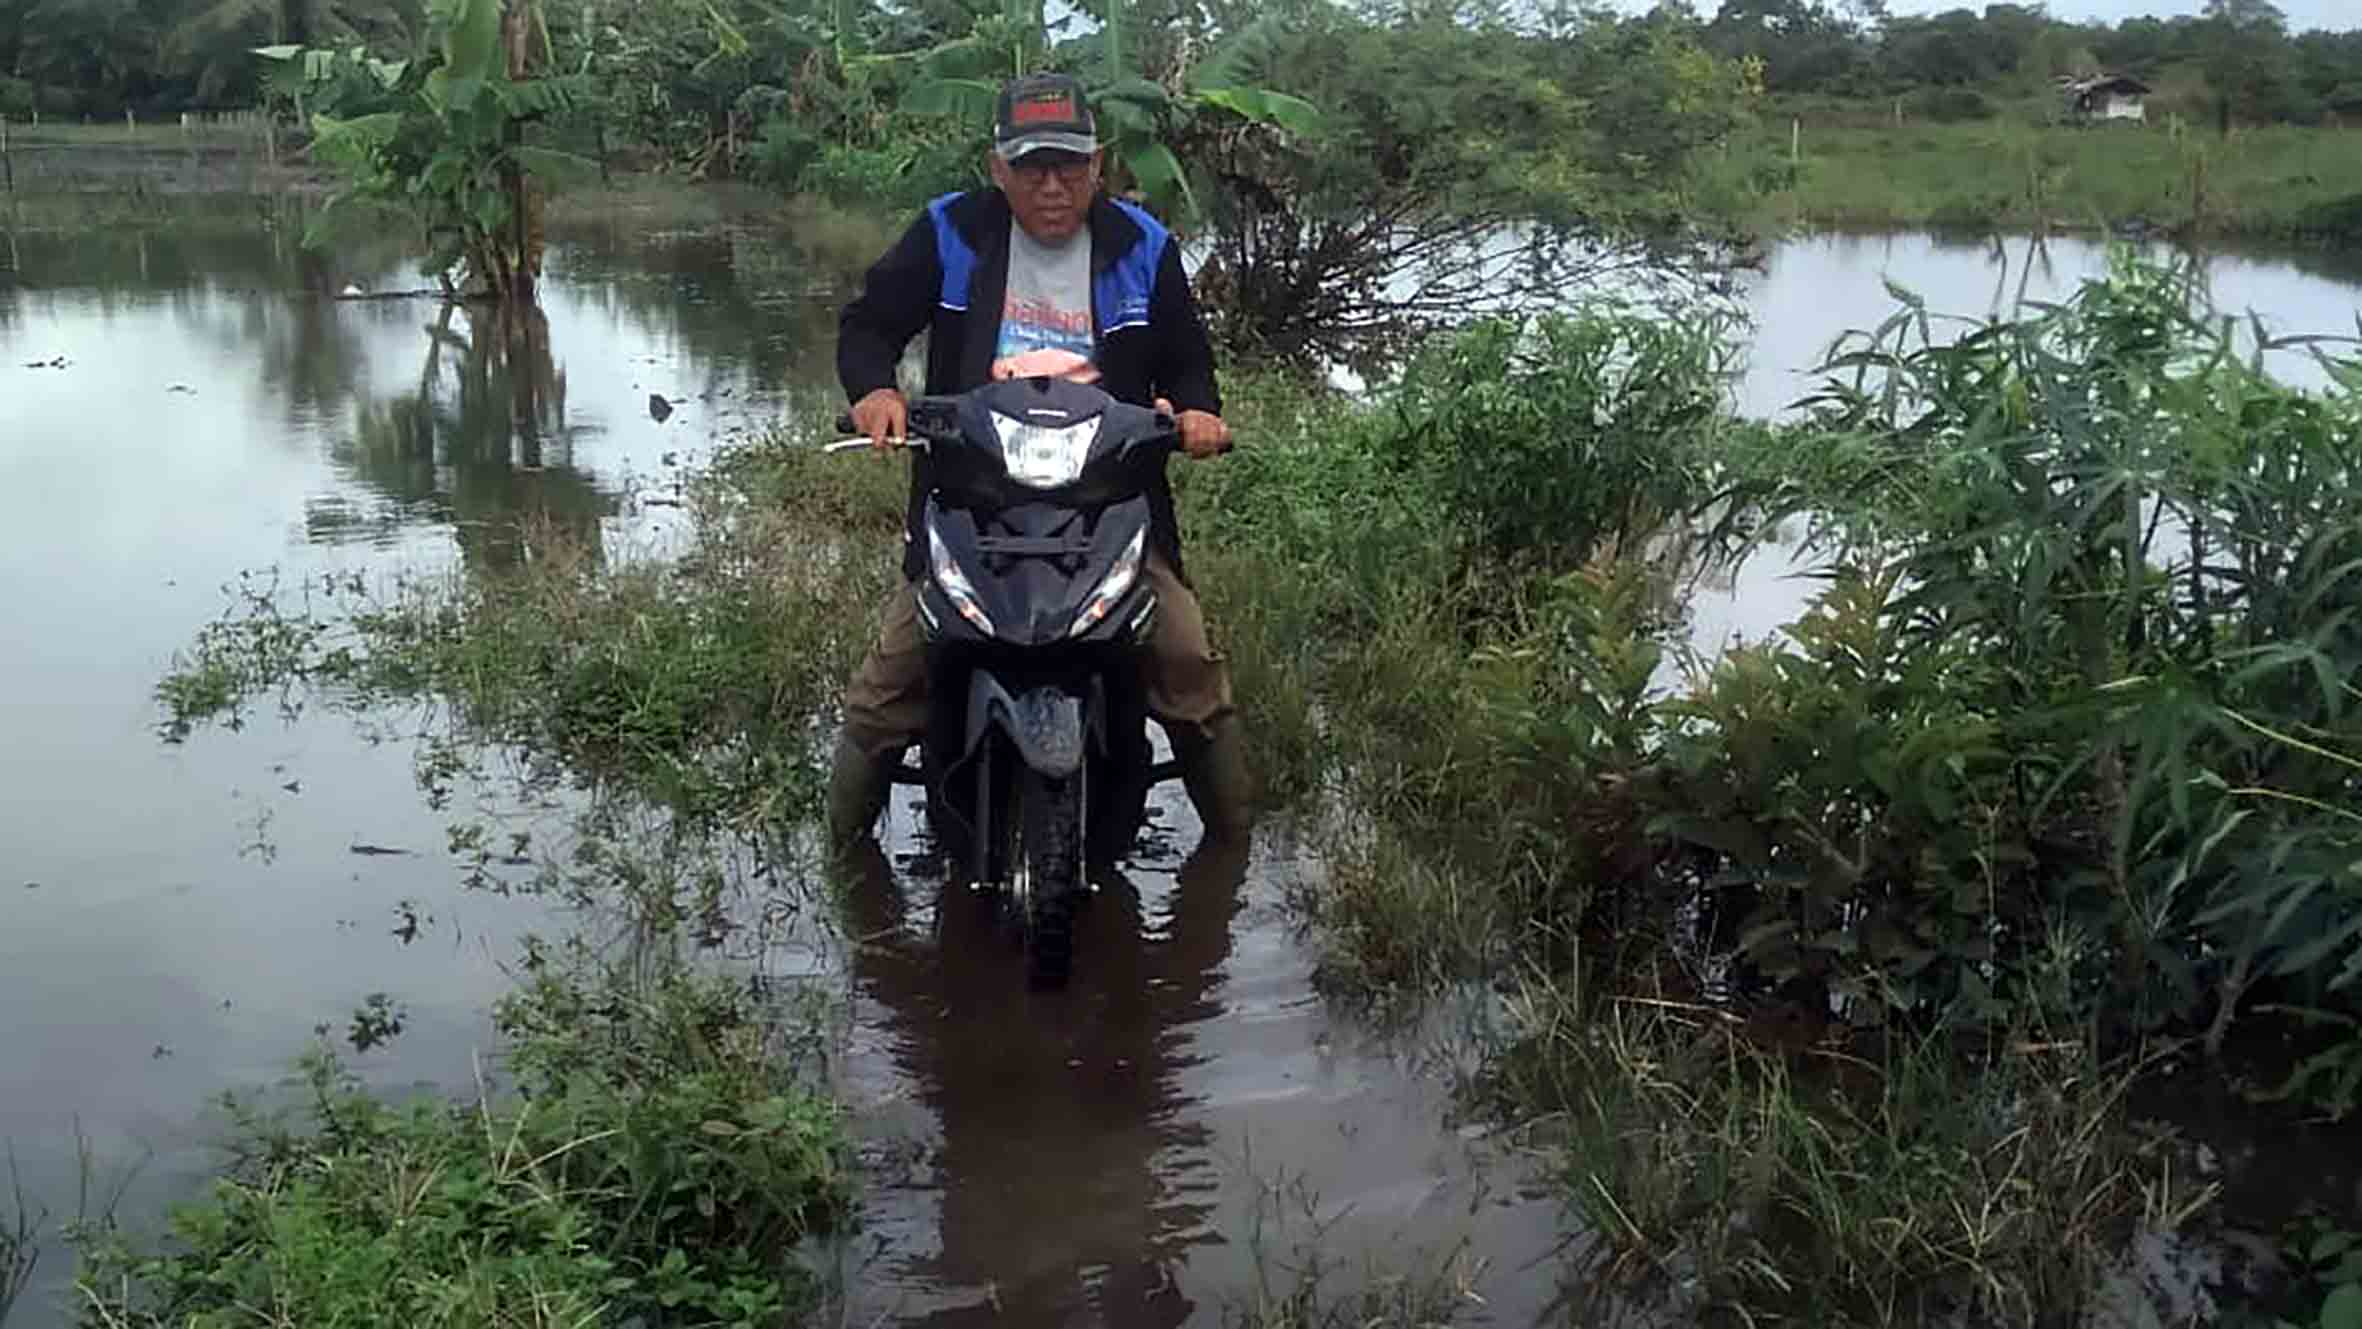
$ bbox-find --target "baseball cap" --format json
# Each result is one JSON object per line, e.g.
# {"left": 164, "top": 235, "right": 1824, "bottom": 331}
{"left": 995, "top": 73, "right": 1097, "bottom": 162}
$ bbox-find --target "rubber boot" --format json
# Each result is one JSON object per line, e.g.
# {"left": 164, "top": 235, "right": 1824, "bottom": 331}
{"left": 1170, "top": 715, "right": 1254, "bottom": 843}
{"left": 826, "top": 732, "right": 900, "bottom": 851}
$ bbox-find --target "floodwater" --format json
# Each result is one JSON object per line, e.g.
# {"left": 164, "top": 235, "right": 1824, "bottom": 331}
{"left": 3, "top": 209, "right": 2359, "bottom": 1327}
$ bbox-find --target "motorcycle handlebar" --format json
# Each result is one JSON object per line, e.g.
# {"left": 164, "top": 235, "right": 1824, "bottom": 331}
{"left": 829, "top": 401, "right": 1223, "bottom": 454}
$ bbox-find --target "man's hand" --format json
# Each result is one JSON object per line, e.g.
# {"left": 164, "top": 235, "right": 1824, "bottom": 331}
{"left": 850, "top": 388, "right": 908, "bottom": 450}
{"left": 1156, "top": 399, "right": 1232, "bottom": 459}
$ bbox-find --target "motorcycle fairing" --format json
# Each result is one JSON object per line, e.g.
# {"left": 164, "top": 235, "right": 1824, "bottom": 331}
{"left": 922, "top": 495, "right": 1157, "bottom": 648}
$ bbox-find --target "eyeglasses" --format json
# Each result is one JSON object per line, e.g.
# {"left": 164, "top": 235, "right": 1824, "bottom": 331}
{"left": 1008, "top": 154, "right": 1095, "bottom": 187}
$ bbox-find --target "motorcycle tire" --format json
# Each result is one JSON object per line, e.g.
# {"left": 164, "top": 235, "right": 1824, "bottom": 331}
{"left": 1016, "top": 768, "right": 1083, "bottom": 988}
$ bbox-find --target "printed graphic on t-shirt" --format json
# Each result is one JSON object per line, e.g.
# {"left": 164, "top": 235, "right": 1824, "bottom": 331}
{"left": 996, "top": 292, "right": 1094, "bottom": 361}
{"left": 995, "top": 222, "right": 1096, "bottom": 372}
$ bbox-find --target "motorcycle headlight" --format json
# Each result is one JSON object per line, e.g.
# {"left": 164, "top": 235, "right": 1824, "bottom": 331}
{"left": 992, "top": 412, "right": 1100, "bottom": 488}
{"left": 1070, "top": 528, "right": 1146, "bottom": 638}
{"left": 928, "top": 522, "right": 996, "bottom": 637}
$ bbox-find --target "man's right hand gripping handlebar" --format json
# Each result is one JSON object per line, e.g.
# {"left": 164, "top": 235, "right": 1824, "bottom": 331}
{"left": 845, "top": 388, "right": 908, "bottom": 451}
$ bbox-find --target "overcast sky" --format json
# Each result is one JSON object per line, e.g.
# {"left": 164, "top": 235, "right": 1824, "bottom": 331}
{"left": 1872, "top": 0, "right": 2354, "bottom": 32}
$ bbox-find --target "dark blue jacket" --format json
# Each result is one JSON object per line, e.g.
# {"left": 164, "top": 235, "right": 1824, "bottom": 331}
{"left": 837, "top": 189, "right": 1222, "bottom": 580}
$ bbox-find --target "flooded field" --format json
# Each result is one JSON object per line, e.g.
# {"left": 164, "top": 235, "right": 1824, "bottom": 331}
{"left": 5, "top": 202, "right": 2359, "bottom": 1325}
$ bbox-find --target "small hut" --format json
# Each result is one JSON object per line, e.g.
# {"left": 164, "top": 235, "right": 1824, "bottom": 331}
{"left": 2061, "top": 75, "right": 2151, "bottom": 123}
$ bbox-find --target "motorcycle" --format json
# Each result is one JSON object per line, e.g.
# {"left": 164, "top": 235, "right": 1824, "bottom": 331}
{"left": 831, "top": 375, "right": 1202, "bottom": 987}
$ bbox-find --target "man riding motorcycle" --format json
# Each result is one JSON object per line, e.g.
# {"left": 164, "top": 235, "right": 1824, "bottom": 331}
{"left": 828, "top": 71, "right": 1252, "bottom": 850}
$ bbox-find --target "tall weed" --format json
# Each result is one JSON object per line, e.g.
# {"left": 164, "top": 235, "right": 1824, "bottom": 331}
{"left": 1739, "top": 255, "right": 2362, "bottom": 1044}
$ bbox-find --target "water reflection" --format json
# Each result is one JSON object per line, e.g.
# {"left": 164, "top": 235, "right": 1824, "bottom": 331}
{"left": 322, "top": 302, "right": 614, "bottom": 573}
{"left": 836, "top": 833, "right": 1251, "bottom": 1325}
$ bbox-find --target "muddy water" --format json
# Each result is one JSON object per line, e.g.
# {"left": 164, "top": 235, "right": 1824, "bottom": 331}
{"left": 813, "top": 796, "right": 1561, "bottom": 1326}
{"left": 5, "top": 209, "right": 2362, "bottom": 1328}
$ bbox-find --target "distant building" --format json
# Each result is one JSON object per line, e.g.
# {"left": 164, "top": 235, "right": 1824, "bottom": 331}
{"left": 2061, "top": 75, "right": 2151, "bottom": 123}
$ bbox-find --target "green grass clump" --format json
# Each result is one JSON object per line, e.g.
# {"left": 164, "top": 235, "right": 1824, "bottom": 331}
{"left": 74, "top": 958, "right": 848, "bottom": 1329}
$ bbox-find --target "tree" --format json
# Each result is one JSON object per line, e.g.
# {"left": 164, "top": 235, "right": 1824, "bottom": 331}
{"left": 1181, "top": 4, "right": 1745, "bottom": 369}
{"left": 265, "top": 0, "right": 591, "bottom": 302}
{"left": 2200, "top": 0, "right": 2293, "bottom": 126}
{"left": 2202, "top": 0, "right": 2285, "bottom": 30}
{"left": 1704, "top": 0, "right": 1872, "bottom": 94}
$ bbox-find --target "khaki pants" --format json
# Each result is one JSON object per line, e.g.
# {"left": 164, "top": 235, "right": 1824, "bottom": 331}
{"left": 841, "top": 554, "right": 1234, "bottom": 757}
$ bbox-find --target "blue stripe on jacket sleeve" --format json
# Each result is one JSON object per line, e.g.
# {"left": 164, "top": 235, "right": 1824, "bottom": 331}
{"left": 1093, "top": 201, "right": 1168, "bottom": 337}
{"left": 928, "top": 193, "right": 977, "bottom": 312}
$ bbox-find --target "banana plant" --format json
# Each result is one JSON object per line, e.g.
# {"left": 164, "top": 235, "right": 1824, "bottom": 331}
{"left": 258, "top": 0, "right": 594, "bottom": 302}
{"left": 899, "top": 0, "right": 1315, "bottom": 225}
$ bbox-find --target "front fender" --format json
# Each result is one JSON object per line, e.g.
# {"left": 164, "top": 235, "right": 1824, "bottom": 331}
{"left": 965, "top": 674, "right": 1084, "bottom": 779}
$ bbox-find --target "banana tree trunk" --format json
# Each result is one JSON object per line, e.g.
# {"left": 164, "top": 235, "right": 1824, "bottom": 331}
{"left": 501, "top": 0, "right": 537, "bottom": 304}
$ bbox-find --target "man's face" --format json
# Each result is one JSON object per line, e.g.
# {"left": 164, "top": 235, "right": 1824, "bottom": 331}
{"left": 990, "top": 148, "right": 1100, "bottom": 244}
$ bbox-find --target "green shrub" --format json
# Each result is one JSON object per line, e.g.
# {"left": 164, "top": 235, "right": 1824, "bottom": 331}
{"left": 1375, "top": 311, "right": 1740, "bottom": 571}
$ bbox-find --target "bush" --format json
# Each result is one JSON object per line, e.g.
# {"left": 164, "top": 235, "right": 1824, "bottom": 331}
{"left": 1370, "top": 310, "right": 1743, "bottom": 570}
{"left": 747, "top": 115, "right": 821, "bottom": 190}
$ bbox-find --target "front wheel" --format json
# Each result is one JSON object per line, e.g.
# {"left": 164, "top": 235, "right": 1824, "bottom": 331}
{"left": 1015, "top": 768, "right": 1083, "bottom": 988}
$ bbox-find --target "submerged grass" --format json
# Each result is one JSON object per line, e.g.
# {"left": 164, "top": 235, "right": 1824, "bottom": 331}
{"left": 158, "top": 434, "right": 904, "bottom": 829}
{"left": 1214, "top": 1159, "right": 1491, "bottom": 1329}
